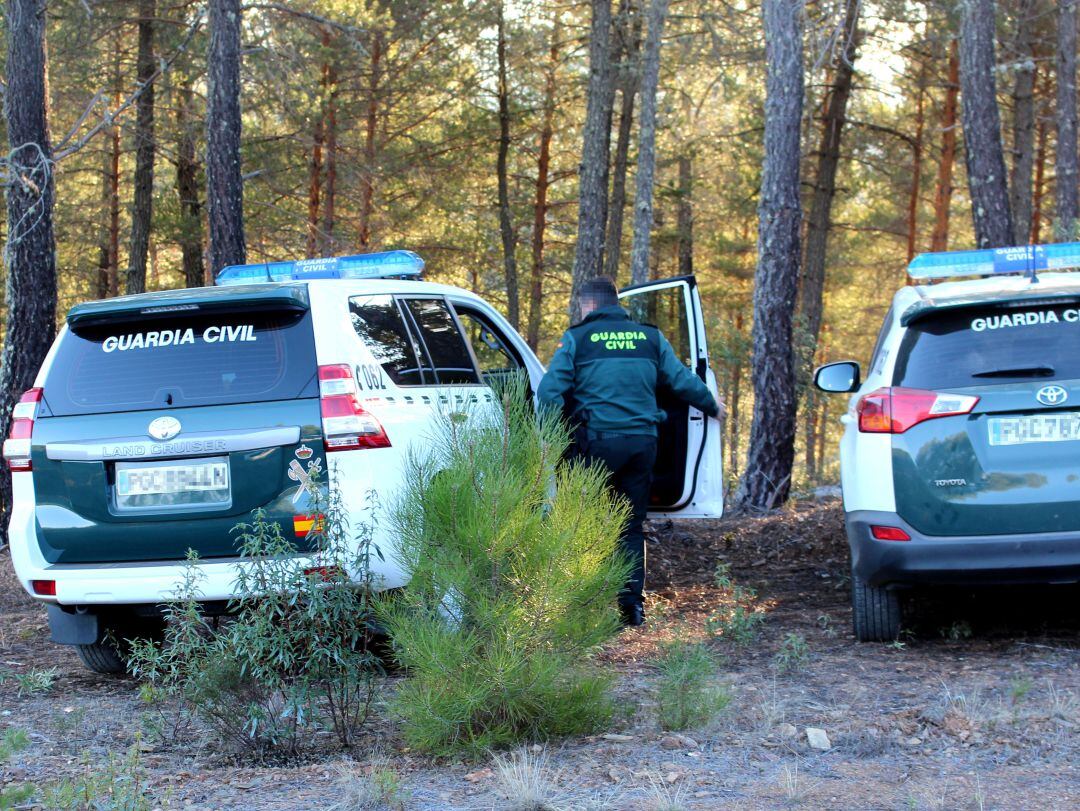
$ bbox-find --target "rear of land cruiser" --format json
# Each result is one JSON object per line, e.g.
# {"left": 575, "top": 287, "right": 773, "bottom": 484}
{"left": 5, "top": 284, "right": 326, "bottom": 672}
{"left": 825, "top": 278, "right": 1080, "bottom": 640}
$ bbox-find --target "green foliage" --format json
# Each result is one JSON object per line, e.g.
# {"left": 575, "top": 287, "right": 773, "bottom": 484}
{"left": 773, "top": 633, "right": 809, "bottom": 675}
{"left": 380, "top": 377, "right": 630, "bottom": 756}
{"left": 654, "top": 641, "right": 732, "bottom": 732}
{"left": 0, "top": 728, "right": 34, "bottom": 810}
{"left": 127, "top": 474, "right": 383, "bottom": 756}
{"left": 707, "top": 563, "right": 766, "bottom": 645}
{"left": 0, "top": 666, "right": 59, "bottom": 697}
{"left": 40, "top": 739, "right": 160, "bottom": 811}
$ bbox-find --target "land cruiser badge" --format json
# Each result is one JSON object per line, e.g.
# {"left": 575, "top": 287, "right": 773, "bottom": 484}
{"left": 147, "top": 416, "right": 182, "bottom": 441}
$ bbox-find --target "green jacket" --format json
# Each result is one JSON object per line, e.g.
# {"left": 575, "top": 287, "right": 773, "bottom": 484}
{"left": 537, "top": 305, "right": 719, "bottom": 436}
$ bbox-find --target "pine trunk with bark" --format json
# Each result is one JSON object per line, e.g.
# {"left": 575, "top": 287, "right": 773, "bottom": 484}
{"left": 676, "top": 153, "right": 693, "bottom": 275}
{"left": 604, "top": 0, "right": 641, "bottom": 282}
{"left": 359, "top": 29, "right": 383, "bottom": 250}
{"left": 798, "top": 0, "right": 858, "bottom": 356}
{"left": 959, "top": 0, "right": 1014, "bottom": 248}
{"left": 321, "top": 56, "right": 338, "bottom": 254}
{"left": 1, "top": 0, "right": 58, "bottom": 544}
{"left": 628, "top": 0, "right": 669, "bottom": 286}
{"left": 496, "top": 0, "right": 520, "bottom": 328}
{"left": 206, "top": 0, "right": 246, "bottom": 273}
{"left": 931, "top": 38, "right": 960, "bottom": 251}
{"left": 736, "top": 0, "right": 804, "bottom": 511}
{"left": 176, "top": 82, "right": 205, "bottom": 288}
{"left": 570, "top": 0, "right": 615, "bottom": 321}
{"left": 1032, "top": 69, "right": 1052, "bottom": 242}
{"left": 1009, "top": 0, "right": 1038, "bottom": 245}
{"left": 126, "top": 0, "right": 156, "bottom": 294}
{"left": 907, "top": 59, "right": 927, "bottom": 261}
{"left": 1057, "top": 0, "right": 1079, "bottom": 239}
{"left": 306, "top": 63, "right": 325, "bottom": 259}
{"left": 526, "top": 17, "right": 560, "bottom": 350}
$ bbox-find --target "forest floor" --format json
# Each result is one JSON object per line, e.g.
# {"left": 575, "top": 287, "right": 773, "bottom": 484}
{"left": 1, "top": 499, "right": 1078, "bottom": 810}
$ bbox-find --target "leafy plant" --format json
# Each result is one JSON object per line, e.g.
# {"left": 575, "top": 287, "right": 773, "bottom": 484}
{"left": 773, "top": 633, "right": 809, "bottom": 675}
{"left": 654, "top": 641, "right": 732, "bottom": 732}
{"left": 41, "top": 739, "right": 161, "bottom": 811}
{"left": 706, "top": 583, "right": 765, "bottom": 645}
{"left": 0, "top": 728, "right": 33, "bottom": 810}
{"left": 5, "top": 667, "right": 59, "bottom": 697}
{"left": 380, "top": 376, "right": 630, "bottom": 756}
{"left": 128, "top": 471, "right": 384, "bottom": 756}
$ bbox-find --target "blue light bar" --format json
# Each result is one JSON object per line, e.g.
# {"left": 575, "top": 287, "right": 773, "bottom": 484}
{"left": 908, "top": 242, "right": 1080, "bottom": 280}
{"left": 215, "top": 250, "right": 425, "bottom": 286}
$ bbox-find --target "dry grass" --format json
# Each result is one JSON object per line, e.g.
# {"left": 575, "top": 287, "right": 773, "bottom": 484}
{"left": 326, "top": 756, "right": 406, "bottom": 811}
{"left": 492, "top": 748, "right": 559, "bottom": 811}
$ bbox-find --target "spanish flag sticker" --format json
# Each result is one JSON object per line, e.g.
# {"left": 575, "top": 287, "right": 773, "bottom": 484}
{"left": 293, "top": 514, "right": 324, "bottom": 538}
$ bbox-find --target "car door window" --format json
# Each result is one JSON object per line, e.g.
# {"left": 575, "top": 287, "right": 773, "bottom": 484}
{"left": 623, "top": 285, "right": 694, "bottom": 368}
{"left": 455, "top": 307, "right": 522, "bottom": 384}
{"left": 401, "top": 298, "right": 481, "bottom": 385}
{"left": 349, "top": 295, "right": 428, "bottom": 386}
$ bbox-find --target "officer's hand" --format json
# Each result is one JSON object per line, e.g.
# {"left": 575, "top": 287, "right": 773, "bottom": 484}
{"left": 713, "top": 396, "right": 728, "bottom": 420}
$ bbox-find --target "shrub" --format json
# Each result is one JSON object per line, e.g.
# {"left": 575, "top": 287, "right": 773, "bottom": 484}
{"left": 379, "top": 378, "right": 630, "bottom": 756}
{"left": 654, "top": 641, "right": 731, "bottom": 731}
{"left": 128, "top": 473, "right": 383, "bottom": 755}
{"left": 40, "top": 739, "right": 160, "bottom": 811}
{"left": 1, "top": 728, "right": 33, "bottom": 810}
{"left": 773, "top": 632, "right": 809, "bottom": 675}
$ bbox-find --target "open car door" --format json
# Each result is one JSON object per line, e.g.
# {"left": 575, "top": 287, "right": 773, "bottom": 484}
{"left": 619, "top": 276, "right": 724, "bottom": 518}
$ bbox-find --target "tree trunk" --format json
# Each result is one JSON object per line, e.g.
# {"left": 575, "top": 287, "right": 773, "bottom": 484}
{"left": 930, "top": 38, "right": 960, "bottom": 251}
{"left": 1056, "top": 0, "right": 1079, "bottom": 239}
{"left": 126, "top": 0, "right": 156, "bottom": 294}
{"left": 604, "top": 0, "right": 642, "bottom": 282}
{"left": 526, "top": 17, "right": 560, "bottom": 350}
{"left": 628, "top": 0, "right": 670, "bottom": 286}
{"left": 496, "top": 0, "right": 520, "bottom": 328}
{"left": 959, "top": 0, "right": 1014, "bottom": 248}
{"left": 907, "top": 58, "right": 927, "bottom": 261}
{"left": 736, "top": 0, "right": 803, "bottom": 511}
{"left": 1, "top": 0, "right": 58, "bottom": 544}
{"left": 1009, "top": 0, "right": 1038, "bottom": 245}
{"left": 797, "top": 0, "right": 858, "bottom": 355}
{"left": 305, "top": 56, "right": 325, "bottom": 259}
{"left": 176, "top": 82, "right": 205, "bottom": 288}
{"left": 321, "top": 55, "right": 339, "bottom": 254}
{"left": 359, "top": 29, "right": 383, "bottom": 250}
{"left": 728, "top": 312, "right": 744, "bottom": 479}
{"left": 206, "top": 0, "right": 247, "bottom": 273}
{"left": 569, "top": 0, "right": 615, "bottom": 321}
{"left": 1032, "top": 68, "right": 1052, "bottom": 242}
{"left": 676, "top": 153, "right": 693, "bottom": 275}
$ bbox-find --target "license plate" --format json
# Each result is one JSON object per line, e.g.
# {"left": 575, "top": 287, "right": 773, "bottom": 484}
{"left": 115, "top": 457, "right": 230, "bottom": 510}
{"left": 988, "top": 413, "right": 1080, "bottom": 446}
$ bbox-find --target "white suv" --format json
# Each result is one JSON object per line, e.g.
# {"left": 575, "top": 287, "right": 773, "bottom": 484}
{"left": 4, "top": 252, "right": 725, "bottom": 672}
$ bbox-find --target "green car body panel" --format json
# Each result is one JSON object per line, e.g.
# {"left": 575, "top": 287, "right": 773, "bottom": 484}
{"left": 892, "top": 381, "right": 1080, "bottom": 537}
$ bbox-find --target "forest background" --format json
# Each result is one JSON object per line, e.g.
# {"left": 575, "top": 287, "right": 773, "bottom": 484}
{"left": 0, "top": 0, "right": 1076, "bottom": 506}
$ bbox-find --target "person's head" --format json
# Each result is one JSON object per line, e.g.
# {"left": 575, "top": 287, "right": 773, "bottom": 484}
{"left": 578, "top": 276, "right": 619, "bottom": 318}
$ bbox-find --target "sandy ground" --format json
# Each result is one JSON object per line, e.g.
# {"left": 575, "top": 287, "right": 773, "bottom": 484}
{"left": 1, "top": 500, "right": 1077, "bottom": 810}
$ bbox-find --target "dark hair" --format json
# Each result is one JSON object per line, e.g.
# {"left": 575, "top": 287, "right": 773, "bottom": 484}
{"left": 580, "top": 276, "right": 619, "bottom": 309}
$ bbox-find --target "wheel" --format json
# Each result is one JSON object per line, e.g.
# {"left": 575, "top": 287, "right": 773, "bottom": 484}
{"left": 76, "top": 638, "right": 127, "bottom": 674}
{"left": 75, "top": 616, "right": 165, "bottom": 675}
{"left": 851, "top": 569, "right": 902, "bottom": 642}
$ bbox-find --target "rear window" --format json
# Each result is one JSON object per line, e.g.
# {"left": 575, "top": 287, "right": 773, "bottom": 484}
{"left": 894, "top": 302, "right": 1080, "bottom": 389}
{"left": 45, "top": 309, "right": 317, "bottom": 416}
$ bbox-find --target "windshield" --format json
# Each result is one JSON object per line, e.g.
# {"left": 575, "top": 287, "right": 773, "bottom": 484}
{"left": 894, "top": 302, "right": 1080, "bottom": 389}
{"left": 44, "top": 308, "right": 317, "bottom": 415}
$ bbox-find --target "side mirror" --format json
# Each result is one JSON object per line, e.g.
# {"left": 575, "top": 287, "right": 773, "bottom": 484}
{"left": 814, "top": 361, "right": 861, "bottom": 393}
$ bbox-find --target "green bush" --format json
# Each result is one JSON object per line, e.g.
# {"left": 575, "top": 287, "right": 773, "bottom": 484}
{"left": 128, "top": 474, "right": 383, "bottom": 755}
{"left": 1, "top": 728, "right": 33, "bottom": 810}
{"left": 379, "top": 379, "right": 631, "bottom": 756}
{"left": 654, "top": 641, "right": 731, "bottom": 732}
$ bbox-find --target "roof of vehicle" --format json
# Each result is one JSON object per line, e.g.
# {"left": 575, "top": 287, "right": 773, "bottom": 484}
{"left": 895, "top": 272, "right": 1080, "bottom": 326}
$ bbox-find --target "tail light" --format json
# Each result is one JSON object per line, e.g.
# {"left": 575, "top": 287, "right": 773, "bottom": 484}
{"left": 318, "top": 365, "right": 391, "bottom": 451}
{"left": 870, "top": 525, "right": 911, "bottom": 542}
{"left": 857, "top": 387, "right": 978, "bottom": 434}
{"left": 31, "top": 579, "right": 57, "bottom": 596}
{"left": 3, "top": 388, "right": 43, "bottom": 471}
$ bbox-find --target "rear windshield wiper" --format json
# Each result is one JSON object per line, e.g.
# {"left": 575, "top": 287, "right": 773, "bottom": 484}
{"left": 971, "top": 365, "right": 1055, "bottom": 378}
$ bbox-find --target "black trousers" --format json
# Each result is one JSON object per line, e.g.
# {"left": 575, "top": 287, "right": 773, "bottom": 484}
{"left": 582, "top": 433, "right": 658, "bottom": 609}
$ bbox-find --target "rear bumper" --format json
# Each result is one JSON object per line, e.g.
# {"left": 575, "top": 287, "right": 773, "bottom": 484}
{"left": 847, "top": 510, "right": 1080, "bottom": 588}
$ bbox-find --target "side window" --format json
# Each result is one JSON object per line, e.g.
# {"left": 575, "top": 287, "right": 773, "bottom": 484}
{"left": 402, "top": 298, "right": 481, "bottom": 385}
{"left": 348, "top": 295, "right": 427, "bottom": 386}
{"left": 455, "top": 306, "right": 523, "bottom": 387}
{"left": 622, "top": 286, "right": 693, "bottom": 367}
{"left": 869, "top": 305, "right": 896, "bottom": 377}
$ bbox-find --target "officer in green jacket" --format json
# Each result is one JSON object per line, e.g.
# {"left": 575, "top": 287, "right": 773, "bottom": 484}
{"left": 537, "top": 276, "right": 724, "bottom": 626}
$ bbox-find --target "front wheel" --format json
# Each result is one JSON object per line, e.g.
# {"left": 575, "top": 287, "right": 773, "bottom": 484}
{"left": 851, "top": 569, "right": 902, "bottom": 642}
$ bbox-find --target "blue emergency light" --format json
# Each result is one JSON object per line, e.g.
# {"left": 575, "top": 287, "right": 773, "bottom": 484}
{"left": 908, "top": 242, "right": 1080, "bottom": 281}
{"left": 215, "top": 250, "right": 425, "bottom": 286}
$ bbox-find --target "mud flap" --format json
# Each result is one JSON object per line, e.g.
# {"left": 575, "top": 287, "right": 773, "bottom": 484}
{"left": 47, "top": 604, "right": 99, "bottom": 645}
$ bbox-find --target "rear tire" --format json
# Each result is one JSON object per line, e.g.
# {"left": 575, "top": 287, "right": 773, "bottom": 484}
{"left": 852, "top": 569, "right": 902, "bottom": 641}
{"left": 76, "top": 638, "right": 127, "bottom": 675}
